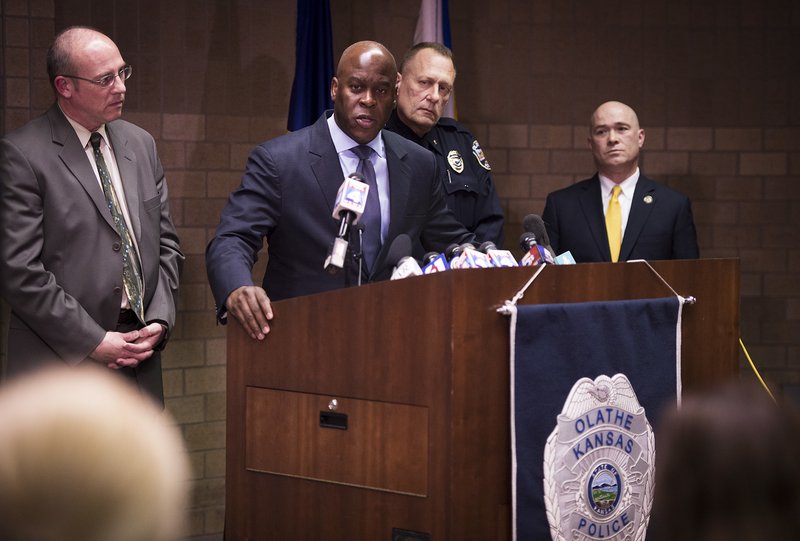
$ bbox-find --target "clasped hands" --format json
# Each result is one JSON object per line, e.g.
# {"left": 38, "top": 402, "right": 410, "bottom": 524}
{"left": 91, "top": 322, "right": 166, "bottom": 369}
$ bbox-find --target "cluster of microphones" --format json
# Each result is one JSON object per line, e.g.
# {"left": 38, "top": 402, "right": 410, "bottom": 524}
{"left": 389, "top": 214, "right": 577, "bottom": 280}
{"left": 323, "top": 172, "right": 575, "bottom": 279}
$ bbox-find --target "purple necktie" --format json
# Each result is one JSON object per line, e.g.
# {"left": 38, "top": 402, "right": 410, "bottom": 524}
{"left": 351, "top": 145, "right": 382, "bottom": 271}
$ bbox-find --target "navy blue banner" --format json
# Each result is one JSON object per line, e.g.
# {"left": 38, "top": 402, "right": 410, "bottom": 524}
{"left": 287, "top": 0, "right": 334, "bottom": 131}
{"left": 511, "top": 297, "right": 681, "bottom": 540}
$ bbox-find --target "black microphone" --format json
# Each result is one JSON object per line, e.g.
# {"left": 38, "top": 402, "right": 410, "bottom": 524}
{"left": 422, "top": 251, "right": 440, "bottom": 266}
{"left": 388, "top": 234, "right": 422, "bottom": 280}
{"left": 325, "top": 173, "right": 369, "bottom": 273}
{"left": 478, "top": 241, "right": 497, "bottom": 253}
{"left": 522, "top": 214, "right": 555, "bottom": 260}
{"left": 444, "top": 243, "right": 466, "bottom": 261}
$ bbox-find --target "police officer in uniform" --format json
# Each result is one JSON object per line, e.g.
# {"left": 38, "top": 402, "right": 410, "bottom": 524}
{"left": 386, "top": 42, "right": 504, "bottom": 250}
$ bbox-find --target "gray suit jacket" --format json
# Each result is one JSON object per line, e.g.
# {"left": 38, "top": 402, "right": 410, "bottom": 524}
{"left": 542, "top": 174, "right": 699, "bottom": 262}
{"left": 206, "top": 112, "right": 473, "bottom": 316}
{"left": 0, "top": 104, "right": 183, "bottom": 398}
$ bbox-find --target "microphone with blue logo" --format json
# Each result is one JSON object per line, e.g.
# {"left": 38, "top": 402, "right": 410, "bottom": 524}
{"left": 324, "top": 173, "right": 369, "bottom": 273}
{"left": 422, "top": 250, "right": 449, "bottom": 274}
{"left": 520, "top": 214, "right": 555, "bottom": 266}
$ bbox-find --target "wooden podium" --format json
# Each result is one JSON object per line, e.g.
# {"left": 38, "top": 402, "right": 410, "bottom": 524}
{"left": 225, "top": 259, "right": 739, "bottom": 540}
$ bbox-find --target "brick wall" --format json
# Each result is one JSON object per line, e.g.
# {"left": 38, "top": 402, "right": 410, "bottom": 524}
{"left": 2, "top": 1, "right": 799, "bottom": 540}
{"left": 483, "top": 122, "right": 800, "bottom": 396}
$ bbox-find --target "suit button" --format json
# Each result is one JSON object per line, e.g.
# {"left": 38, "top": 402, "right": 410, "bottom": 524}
{"left": 113, "top": 242, "right": 121, "bottom": 251}
{"left": 113, "top": 286, "right": 122, "bottom": 294}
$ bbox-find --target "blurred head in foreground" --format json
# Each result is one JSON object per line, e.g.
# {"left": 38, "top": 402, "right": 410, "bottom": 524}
{"left": 0, "top": 367, "right": 190, "bottom": 541}
{"left": 652, "top": 381, "right": 800, "bottom": 541}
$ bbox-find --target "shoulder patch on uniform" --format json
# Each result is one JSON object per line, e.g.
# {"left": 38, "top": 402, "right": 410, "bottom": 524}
{"left": 447, "top": 150, "right": 464, "bottom": 173}
{"left": 472, "top": 140, "right": 491, "bottom": 170}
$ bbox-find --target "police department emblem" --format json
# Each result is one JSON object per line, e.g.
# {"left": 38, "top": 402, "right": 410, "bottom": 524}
{"left": 544, "top": 374, "right": 654, "bottom": 541}
{"left": 447, "top": 150, "right": 464, "bottom": 173}
{"left": 472, "top": 140, "right": 491, "bottom": 170}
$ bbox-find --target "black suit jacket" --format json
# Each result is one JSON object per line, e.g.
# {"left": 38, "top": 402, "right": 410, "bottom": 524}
{"left": 541, "top": 174, "right": 699, "bottom": 262}
{"left": 206, "top": 113, "right": 473, "bottom": 316}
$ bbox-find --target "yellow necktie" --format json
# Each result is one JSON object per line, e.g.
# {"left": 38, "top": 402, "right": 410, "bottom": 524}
{"left": 606, "top": 185, "right": 622, "bottom": 262}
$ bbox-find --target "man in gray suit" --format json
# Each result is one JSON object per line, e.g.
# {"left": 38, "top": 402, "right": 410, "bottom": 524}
{"left": 0, "top": 27, "right": 183, "bottom": 405}
{"left": 206, "top": 41, "right": 473, "bottom": 341}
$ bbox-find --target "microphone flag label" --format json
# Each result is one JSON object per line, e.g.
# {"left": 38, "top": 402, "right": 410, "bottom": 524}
{"left": 422, "top": 253, "right": 449, "bottom": 274}
{"left": 521, "top": 245, "right": 548, "bottom": 266}
{"left": 464, "top": 249, "right": 492, "bottom": 268}
{"left": 543, "top": 374, "right": 654, "bottom": 541}
{"left": 332, "top": 176, "right": 369, "bottom": 221}
{"left": 487, "top": 249, "right": 519, "bottom": 267}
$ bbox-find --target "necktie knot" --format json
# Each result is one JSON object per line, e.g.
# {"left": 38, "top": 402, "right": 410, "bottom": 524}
{"left": 611, "top": 184, "right": 621, "bottom": 200}
{"left": 90, "top": 132, "right": 103, "bottom": 152}
{"left": 351, "top": 144, "right": 373, "bottom": 161}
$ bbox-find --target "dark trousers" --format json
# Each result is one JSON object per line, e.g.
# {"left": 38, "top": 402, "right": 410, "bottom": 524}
{"left": 116, "top": 309, "right": 165, "bottom": 408}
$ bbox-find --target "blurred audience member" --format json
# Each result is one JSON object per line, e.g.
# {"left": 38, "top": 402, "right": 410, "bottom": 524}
{"left": 0, "top": 367, "right": 190, "bottom": 541}
{"left": 652, "top": 381, "right": 800, "bottom": 541}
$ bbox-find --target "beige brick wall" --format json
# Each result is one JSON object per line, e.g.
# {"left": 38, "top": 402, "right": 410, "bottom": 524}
{"left": 3, "top": 1, "right": 800, "bottom": 539}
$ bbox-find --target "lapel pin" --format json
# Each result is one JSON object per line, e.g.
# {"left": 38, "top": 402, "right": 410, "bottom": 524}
{"left": 643, "top": 195, "right": 654, "bottom": 204}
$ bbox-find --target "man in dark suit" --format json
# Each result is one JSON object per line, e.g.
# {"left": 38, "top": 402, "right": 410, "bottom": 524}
{"left": 0, "top": 27, "right": 183, "bottom": 405}
{"left": 542, "top": 101, "right": 699, "bottom": 263}
{"left": 206, "top": 41, "right": 474, "bottom": 340}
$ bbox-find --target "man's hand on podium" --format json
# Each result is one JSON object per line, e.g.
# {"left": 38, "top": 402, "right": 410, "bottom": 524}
{"left": 227, "top": 286, "right": 274, "bottom": 340}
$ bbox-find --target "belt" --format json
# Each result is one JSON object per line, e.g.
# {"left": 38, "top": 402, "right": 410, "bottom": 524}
{"left": 118, "top": 308, "right": 139, "bottom": 325}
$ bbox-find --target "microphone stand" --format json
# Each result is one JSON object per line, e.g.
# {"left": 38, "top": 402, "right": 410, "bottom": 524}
{"left": 355, "top": 225, "right": 364, "bottom": 287}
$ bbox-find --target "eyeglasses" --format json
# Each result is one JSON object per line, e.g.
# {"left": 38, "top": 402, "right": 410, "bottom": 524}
{"left": 61, "top": 65, "right": 132, "bottom": 88}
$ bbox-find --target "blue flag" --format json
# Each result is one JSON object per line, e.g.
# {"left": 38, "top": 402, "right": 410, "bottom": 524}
{"left": 287, "top": 0, "right": 334, "bottom": 131}
{"left": 510, "top": 297, "right": 682, "bottom": 540}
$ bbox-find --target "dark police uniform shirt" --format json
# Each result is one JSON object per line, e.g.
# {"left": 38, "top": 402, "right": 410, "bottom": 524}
{"left": 386, "top": 110, "right": 504, "bottom": 250}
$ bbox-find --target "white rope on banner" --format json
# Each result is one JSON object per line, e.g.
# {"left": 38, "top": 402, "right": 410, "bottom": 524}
{"left": 496, "top": 264, "right": 548, "bottom": 315}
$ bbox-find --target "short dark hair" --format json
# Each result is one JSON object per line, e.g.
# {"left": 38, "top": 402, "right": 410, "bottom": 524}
{"left": 399, "top": 42, "right": 454, "bottom": 74}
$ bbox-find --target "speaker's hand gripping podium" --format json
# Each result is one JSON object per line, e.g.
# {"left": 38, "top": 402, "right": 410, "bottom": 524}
{"left": 225, "top": 259, "right": 739, "bottom": 540}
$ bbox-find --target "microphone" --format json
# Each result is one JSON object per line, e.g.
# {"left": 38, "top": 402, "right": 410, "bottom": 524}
{"left": 389, "top": 235, "right": 423, "bottom": 280}
{"left": 444, "top": 243, "right": 484, "bottom": 269}
{"left": 522, "top": 214, "right": 556, "bottom": 262}
{"left": 422, "top": 252, "right": 440, "bottom": 266}
{"left": 422, "top": 250, "right": 449, "bottom": 274}
{"left": 479, "top": 241, "right": 519, "bottom": 268}
{"left": 458, "top": 244, "right": 493, "bottom": 269}
{"left": 324, "top": 173, "right": 370, "bottom": 273}
{"left": 519, "top": 232, "right": 550, "bottom": 267}
{"left": 444, "top": 243, "right": 466, "bottom": 261}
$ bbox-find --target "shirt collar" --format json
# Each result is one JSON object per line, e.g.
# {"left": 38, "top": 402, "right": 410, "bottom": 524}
{"left": 599, "top": 167, "right": 640, "bottom": 197}
{"left": 59, "top": 105, "right": 110, "bottom": 150}
{"left": 326, "top": 112, "right": 385, "bottom": 158}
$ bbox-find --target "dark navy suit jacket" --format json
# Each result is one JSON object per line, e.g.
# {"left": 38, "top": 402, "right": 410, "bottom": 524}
{"left": 542, "top": 174, "right": 699, "bottom": 262}
{"left": 206, "top": 113, "right": 473, "bottom": 317}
